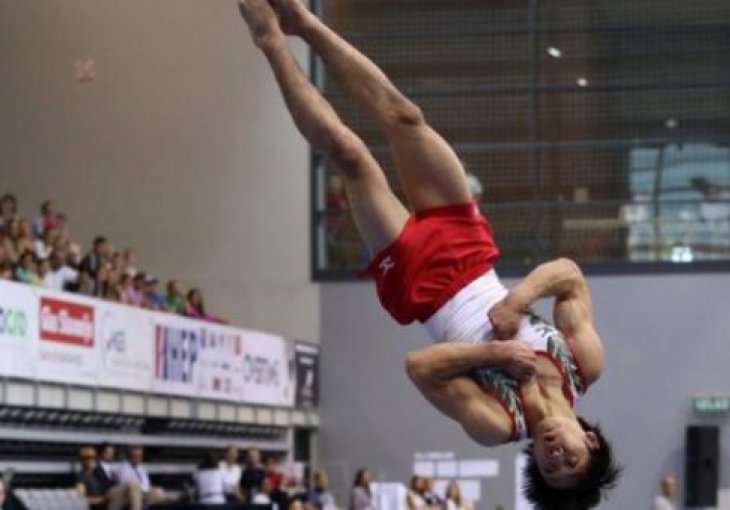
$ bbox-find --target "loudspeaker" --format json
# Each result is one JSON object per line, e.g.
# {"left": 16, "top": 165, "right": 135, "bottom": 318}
{"left": 685, "top": 425, "right": 720, "bottom": 508}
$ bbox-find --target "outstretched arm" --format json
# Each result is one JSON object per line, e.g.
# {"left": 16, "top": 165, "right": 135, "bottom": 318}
{"left": 405, "top": 341, "right": 536, "bottom": 446}
{"left": 490, "top": 258, "right": 604, "bottom": 385}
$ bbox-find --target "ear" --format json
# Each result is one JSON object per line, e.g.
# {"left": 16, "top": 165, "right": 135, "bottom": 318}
{"left": 585, "top": 431, "right": 600, "bottom": 450}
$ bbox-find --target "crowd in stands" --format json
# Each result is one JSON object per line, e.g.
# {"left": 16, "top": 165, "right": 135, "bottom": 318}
{"left": 70, "top": 445, "right": 475, "bottom": 510}
{"left": 0, "top": 193, "right": 223, "bottom": 323}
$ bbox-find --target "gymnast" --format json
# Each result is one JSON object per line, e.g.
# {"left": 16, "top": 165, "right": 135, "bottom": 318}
{"left": 237, "top": 1, "right": 620, "bottom": 508}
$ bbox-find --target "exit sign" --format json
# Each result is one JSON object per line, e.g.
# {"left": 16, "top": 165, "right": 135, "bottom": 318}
{"left": 693, "top": 396, "right": 730, "bottom": 415}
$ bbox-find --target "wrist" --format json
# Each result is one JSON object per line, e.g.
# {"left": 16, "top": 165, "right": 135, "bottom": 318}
{"left": 256, "top": 29, "right": 287, "bottom": 52}
{"left": 503, "top": 288, "right": 528, "bottom": 312}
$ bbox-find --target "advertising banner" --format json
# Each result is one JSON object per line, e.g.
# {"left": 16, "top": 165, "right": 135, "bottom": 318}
{"left": 196, "top": 324, "right": 244, "bottom": 402}
{"left": 36, "top": 290, "right": 99, "bottom": 385}
{"left": 0, "top": 281, "right": 36, "bottom": 379}
{"left": 294, "top": 342, "right": 319, "bottom": 408}
{"left": 241, "top": 331, "right": 295, "bottom": 407}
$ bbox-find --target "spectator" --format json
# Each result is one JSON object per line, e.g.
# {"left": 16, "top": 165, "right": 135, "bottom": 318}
{"left": 407, "top": 476, "right": 427, "bottom": 509}
{"left": 79, "top": 236, "right": 112, "bottom": 282}
{"left": 75, "top": 445, "right": 142, "bottom": 510}
{"left": 55, "top": 212, "right": 71, "bottom": 245}
{"left": 14, "top": 251, "right": 40, "bottom": 285}
{"left": 33, "top": 227, "right": 57, "bottom": 260}
{"left": 652, "top": 475, "right": 677, "bottom": 510}
{"left": 0, "top": 229, "right": 18, "bottom": 265}
{"left": 288, "top": 500, "right": 305, "bottom": 510}
{"left": 9, "top": 219, "right": 33, "bottom": 256}
{"left": 422, "top": 478, "right": 443, "bottom": 507}
{"left": 0, "top": 194, "right": 18, "bottom": 231}
{"left": 351, "top": 468, "right": 372, "bottom": 510}
{"left": 117, "top": 446, "right": 166, "bottom": 506}
{"left": 308, "top": 470, "right": 336, "bottom": 510}
{"left": 0, "top": 260, "right": 13, "bottom": 280}
{"left": 125, "top": 273, "right": 146, "bottom": 307}
{"left": 66, "top": 242, "right": 83, "bottom": 269}
{"left": 36, "top": 258, "right": 50, "bottom": 287}
{"left": 0, "top": 478, "right": 6, "bottom": 510}
{"left": 445, "top": 481, "right": 473, "bottom": 510}
{"left": 252, "top": 478, "right": 287, "bottom": 510}
{"left": 194, "top": 451, "right": 226, "bottom": 504}
{"left": 143, "top": 275, "right": 164, "bottom": 310}
{"left": 266, "top": 456, "right": 284, "bottom": 491}
{"left": 240, "top": 448, "right": 266, "bottom": 503}
{"left": 121, "top": 248, "right": 137, "bottom": 275}
{"left": 185, "top": 288, "right": 208, "bottom": 319}
{"left": 33, "top": 200, "right": 61, "bottom": 238}
{"left": 164, "top": 279, "right": 186, "bottom": 314}
{"left": 97, "top": 443, "right": 118, "bottom": 487}
{"left": 77, "top": 269, "right": 96, "bottom": 296}
{"left": 220, "top": 444, "right": 243, "bottom": 503}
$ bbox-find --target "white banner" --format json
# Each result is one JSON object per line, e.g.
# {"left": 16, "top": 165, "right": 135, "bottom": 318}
{"left": 0, "top": 280, "right": 301, "bottom": 408}
{"left": 0, "top": 281, "right": 37, "bottom": 379}
{"left": 241, "top": 331, "right": 295, "bottom": 407}
{"left": 97, "top": 301, "right": 155, "bottom": 392}
{"left": 196, "top": 324, "right": 244, "bottom": 402}
{"left": 36, "top": 289, "right": 99, "bottom": 386}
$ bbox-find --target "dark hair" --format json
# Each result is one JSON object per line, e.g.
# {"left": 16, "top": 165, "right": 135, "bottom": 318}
{"left": 187, "top": 288, "right": 205, "bottom": 315}
{"left": 98, "top": 442, "right": 114, "bottom": 455}
{"left": 199, "top": 451, "right": 219, "bottom": 470}
{"left": 522, "top": 418, "right": 621, "bottom": 510}
{"left": 93, "top": 236, "right": 107, "bottom": 247}
{"left": 353, "top": 468, "right": 370, "bottom": 490}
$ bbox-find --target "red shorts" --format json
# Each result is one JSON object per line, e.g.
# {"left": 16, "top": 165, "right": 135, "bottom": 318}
{"left": 362, "top": 202, "right": 500, "bottom": 325}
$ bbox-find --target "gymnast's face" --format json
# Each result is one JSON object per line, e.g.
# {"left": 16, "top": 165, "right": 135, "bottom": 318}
{"left": 532, "top": 416, "right": 598, "bottom": 488}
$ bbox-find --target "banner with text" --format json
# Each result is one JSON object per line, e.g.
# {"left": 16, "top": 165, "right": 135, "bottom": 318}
{"left": 0, "top": 280, "right": 306, "bottom": 408}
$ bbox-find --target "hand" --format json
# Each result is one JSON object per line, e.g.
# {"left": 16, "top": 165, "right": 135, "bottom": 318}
{"left": 239, "top": 0, "right": 284, "bottom": 48}
{"left": 488, "top": 300, "right": 522, "bottom": 340}
{"left": 494, "top": 340, "right": 536, "bottom": 383}
{"left": 268, "top": 0, "right": 313, "bottom": 36}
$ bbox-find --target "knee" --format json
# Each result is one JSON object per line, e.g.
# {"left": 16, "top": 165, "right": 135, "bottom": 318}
{"left": 327, "top": 134, "right": 370, "bottom": 176}
{"left": 381, "top": 99, "right": 425, "bottom": 128}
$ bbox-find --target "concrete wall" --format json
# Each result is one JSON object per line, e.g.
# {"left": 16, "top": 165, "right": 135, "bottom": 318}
{"left": 0, "top": 0, "right": 319, "bottom": 341}
{"left": 320, "top": 273, "right": 730, "bottom": 509}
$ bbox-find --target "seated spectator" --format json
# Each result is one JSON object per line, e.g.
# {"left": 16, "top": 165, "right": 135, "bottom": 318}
{"left": 422, "top": 478, "right": 443, "bottom": 508}
{"left": 36, "top": 257, "right": 50, "bottom": 287}
{"left": 44, "top": 250, "right": 79, "bottom": 291}
{"left": 266, "top": 456, "right": 284, "bottom": 491}
{"left": 185, "top": 288, "right": 225, "bottom": 323}
{"left": 252, "top": 478, "right": 287, "bottom": 510}
{"left": 79, "top": 236, "right": 112, "bottom": 284}
{"left": 14, "top": 251, "right": 40, "bottom": 285}
{"left": 240, "top": 448, "right": 266, "bottom": 503}
{"left": 76, "top": 445, "right": 142, "bottom": 510}
{"left": 0, "top": 193, "right": 18, "bottom": 230}
{"left": 97, "top": 443, "right": 118, "bottom": 486}
{"left": 194, "top": 452, "right": 226, "bottom": 504}
{"left": 0, "top": 260, "right": 13, "bottom": 280}
{"left": 76, "top": 269, "right": 96, "bottom": 296}
{"left": 66, "top": 242, "right": 82, "bottom": 269}
{"left": 33, "top": 200, "right": 62, "bottom": 239}
{"left": 351, "top": 469, "right": 373, "bottom": 510}
{"left": 0, "top": 478, "right": 6, "bottom": 510}
{"left": 121, "top": 248, "right": 137, "bottom": 275}
{"left": 8, "top": 219, "right": 33, "bottom": 256}
{"left": 220, "top": 444, "right": 243, "bottom": 503}
{"left": 164, "top": 279, "right": 186, "bottom": 314}
{"left": 117, "top": 446, "right": 166, "bottom": 506}
{"left": 33, "top": 227, "right": 57, "bottom": 260}
{"left": 143, "top": 275, "right": 164, "bottom": 310}
{"left": 445, "top": 481, "right": 473, "bottom": 510}
{"left": 407, "top": 476, "right": 427, "bottom": 509}
{"left": 125, "top": 273, "right": 146, "bottom": 307}
{"left": 308, "top": 470, "right": 336, "bottom": 510}
{"left": 0, "top": 229, "right": 18, "bottom": 265}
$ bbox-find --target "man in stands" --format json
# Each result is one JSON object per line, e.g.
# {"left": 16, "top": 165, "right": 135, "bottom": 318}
{"left": 76, "top": 446, "right": 142, "bottom": 510}
{"left": 240, "top": 448, "right": 266, "bottom": 503}
{"left": 116, "top": 446, "right": 166, "bottom": 507}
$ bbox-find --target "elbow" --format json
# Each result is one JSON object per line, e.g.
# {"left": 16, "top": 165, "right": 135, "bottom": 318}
{"left": 405, "top": 352, "right": 429, "bottom": 385}
{"left": 382, "top": 100, "right": 425, "bottom": 128}
{"left": 555, "top": 258, "right": 583, "bottom": 281}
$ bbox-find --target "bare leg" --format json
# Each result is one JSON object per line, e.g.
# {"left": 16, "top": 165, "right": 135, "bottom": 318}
{"left": 271, "top": 0, "right": 473, "bottom": 212}
{"left": 239, "top": 0, "right": 407, "bottom": 253}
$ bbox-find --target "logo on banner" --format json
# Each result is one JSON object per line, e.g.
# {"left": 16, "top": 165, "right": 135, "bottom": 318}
{"left": 243, "top": 353, "right": 282, "bottom": 386}
{"left": 0, "top": 305, "right": 29, "bottom": 339}
{"left": 39, "top": 297, "right": 94, "bottom": 347}
{"left": 200, "top": 330, "right": 241, "bottom": 393}
{"left": 155, "top": 325, "right": 201, "bottom": 383}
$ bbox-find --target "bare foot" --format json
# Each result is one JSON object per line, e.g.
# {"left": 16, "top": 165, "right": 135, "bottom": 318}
{"left": 268, "top": 0, "right": 314, "bottom": 36}
{"left": 238, "top": 0, "right": 284, "bottom": 48}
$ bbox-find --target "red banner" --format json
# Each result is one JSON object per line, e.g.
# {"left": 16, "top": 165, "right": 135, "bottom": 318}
{"left": 39, "top": 297, "right": 94, "bottom": 347}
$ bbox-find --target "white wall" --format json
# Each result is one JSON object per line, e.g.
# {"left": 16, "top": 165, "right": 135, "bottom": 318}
{"left": 0, "top": 0, "right": 319, "bottom": 341}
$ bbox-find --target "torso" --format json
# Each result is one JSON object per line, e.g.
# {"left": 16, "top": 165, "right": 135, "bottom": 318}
{"left": 425, "top": 270, "right": 588, "bottom": 442}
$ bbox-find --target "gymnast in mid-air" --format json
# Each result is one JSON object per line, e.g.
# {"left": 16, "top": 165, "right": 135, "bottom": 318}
{"left": 237, "top": 1, "right": 620, "bottom": 508}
